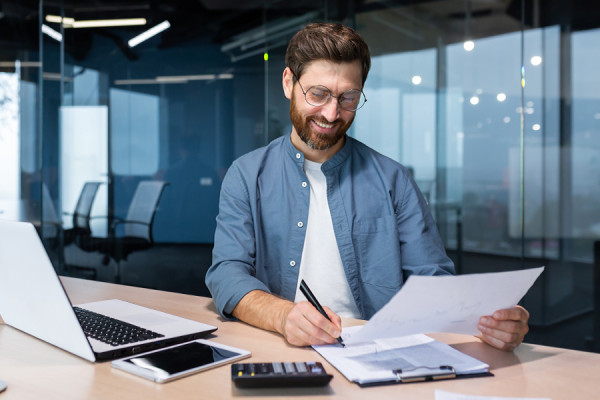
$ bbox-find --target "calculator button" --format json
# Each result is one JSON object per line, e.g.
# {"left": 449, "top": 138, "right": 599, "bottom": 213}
{"left": 272, "top": 362, "right": 284, "bottom": 374}
{"left": 283, "top": 362, "right": 295, "bottom": 373}
{"left": 295, "top": 362, "right": 307, "bottom": 373}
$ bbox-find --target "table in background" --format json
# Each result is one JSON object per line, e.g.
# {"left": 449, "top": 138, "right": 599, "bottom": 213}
{"left": 1, "top": 277, "right": 599, "bottom": 399}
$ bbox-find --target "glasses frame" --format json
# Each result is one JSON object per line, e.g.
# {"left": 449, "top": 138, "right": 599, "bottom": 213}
{"left": 290, "top": 68, "right": 367, "bottom": 112}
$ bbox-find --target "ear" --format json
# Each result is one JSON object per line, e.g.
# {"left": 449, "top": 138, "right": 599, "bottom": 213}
{"left": 282, "top": 67, "right": 294, "bottom": 100}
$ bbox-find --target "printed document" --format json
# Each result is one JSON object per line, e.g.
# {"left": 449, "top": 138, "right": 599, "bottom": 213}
{"left": 314, "top": 327, "right": 489, "bottom": 386}
{"left": 345, "top": 267, "right": 544, "bottom": 345}
{"left": 435, "top": 389, "right": 551, "bottom": 400}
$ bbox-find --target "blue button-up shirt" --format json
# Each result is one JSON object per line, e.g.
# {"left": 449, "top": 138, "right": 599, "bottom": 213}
{"left": 206, "top": 134, "right": 454, "bottom": 320}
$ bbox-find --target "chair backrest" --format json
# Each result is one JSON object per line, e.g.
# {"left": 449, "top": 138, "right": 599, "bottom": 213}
{"left": 124, "top": 181, "right": 169, "bottom": 241}
{"left": 73, "top": 182, "right": 103, "bottom": 232}
{"left": 41, "top": 183, "right": 61, "bottom": 225}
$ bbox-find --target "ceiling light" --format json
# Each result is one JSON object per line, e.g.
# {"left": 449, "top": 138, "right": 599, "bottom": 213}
{"left": 530, "top": 56, "right": 542, "bottom": 66}
{"left": 42, "top": 24, "right": 62, "bottom": 42}
{"left": 156, "top": 74, "right": 216, "bottom": 83}
{"left": 73, "top": 18, "right": 146, "bottom": 28}
{"left": 46, "top": 15, "right": 75, "bottom": 26}
{"left": 45, "top": 15, "right": 144, "bottom": 28}
{"left": 114, "top": 73, "right": 233, "bottom": 86}
{"left": 0, "top": 61, "right": 41, "bottom": 68}
{"left": 128, "top": 20, "right": 170, "bottom": 48}
{"left": 114, "top": 79, "right": 159, "bottom": 85}
{"left": 496, "top": 93, "right": 506, "bottom": 102}
{"left": 463, "top": 40, "right": 475, "bottom": 51}
{"left": 411, "top": 75, "right": 422, "bottom": 85}
{"left": 532, "top": 124, "right": 541, "bottom": 131}
{"left": 470, "top": 96, "right": 479, "bottom": 105}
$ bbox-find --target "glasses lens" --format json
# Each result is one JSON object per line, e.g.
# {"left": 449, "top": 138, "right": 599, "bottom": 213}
{"left": 305, "top": 86, "right": 330, "bottom": 106}
{"left": 339, "top": 90, "right": 364, "bottom": 111}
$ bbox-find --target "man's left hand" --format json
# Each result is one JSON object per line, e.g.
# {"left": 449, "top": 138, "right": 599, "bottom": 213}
{"left": 478, "top": 306, "right": 529, "bottom": 351}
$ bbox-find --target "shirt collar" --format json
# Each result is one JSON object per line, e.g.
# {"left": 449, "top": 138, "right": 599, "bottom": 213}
{"left": 285, "top": 133, "right": 352, "bottom": 172}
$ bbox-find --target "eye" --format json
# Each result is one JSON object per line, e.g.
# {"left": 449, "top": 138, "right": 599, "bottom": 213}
{"left": 341, "top": 91, "right": 360, "bottom": 104}
{"left": 308, "top": 86, "right": 329, "bottom": 99}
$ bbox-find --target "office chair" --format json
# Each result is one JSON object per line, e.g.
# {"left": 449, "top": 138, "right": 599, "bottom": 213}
{"left": 62, "top": 181, "right": 103, "bottom": 279}
{"left": 102, "top": 180, "right": 169, "bottom": 283}
{"left": 63, "top": 181, "right": 103, "bottom": 247}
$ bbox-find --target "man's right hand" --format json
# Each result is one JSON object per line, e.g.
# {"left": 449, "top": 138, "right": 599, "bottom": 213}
{"left": 281, "top": 301, "right": 342, "bottom": 346}
{"left": 232, "top": 290, "right": 342, "bottom": 347}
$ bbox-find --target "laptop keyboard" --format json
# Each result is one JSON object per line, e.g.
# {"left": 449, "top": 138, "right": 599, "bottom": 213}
{"left": 73, "top": 307, "right": 164, "bottom": 347}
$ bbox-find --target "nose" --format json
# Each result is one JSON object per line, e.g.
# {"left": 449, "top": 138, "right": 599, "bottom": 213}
{"left": 320, "top": 97, "right": 340, "bottom": 122}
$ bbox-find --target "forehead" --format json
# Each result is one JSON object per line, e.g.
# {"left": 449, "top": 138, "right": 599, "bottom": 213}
{"left": 300, "top": 59, "right": 362, "bottom": 89}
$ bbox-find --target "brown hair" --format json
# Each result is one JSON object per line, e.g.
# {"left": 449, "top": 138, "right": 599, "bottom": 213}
{"left": 285, "top": 23, "right": 371, "bottom": 85}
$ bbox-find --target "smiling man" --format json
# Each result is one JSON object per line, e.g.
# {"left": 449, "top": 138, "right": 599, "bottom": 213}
{"left": 206, "top": 23, "right": 529, "bottom": 351}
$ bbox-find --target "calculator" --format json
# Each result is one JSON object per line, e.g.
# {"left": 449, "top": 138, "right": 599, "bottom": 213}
{"left": 231, "top": 361, "right": 333, "bottom": 388}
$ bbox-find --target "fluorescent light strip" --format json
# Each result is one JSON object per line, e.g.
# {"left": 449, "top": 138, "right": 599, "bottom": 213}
{"left": 42, "top": 24, "right": 62, "bottom": 42}
{"left": 156, "top": 74, "right": 215, "bottom": 82}
{"left": 128, "top": 20, "right": 170, "bottom": 47}
{"left": 114, "top": 79, "right": 158, "bottom": 85}
{"left": 73, "top": 18, "right": 146, "bottom": 28}
{"left": 43, "top": 72, "right": 73, "bottom": 82}
{"left": 0, "top": 61, "right": 41, "bottom": 68}
{"left": 46, "top": 15, "right": 145, "bottom": 28}
{"left": 46, "top": 15, "right": 75, "bottom": 25}
{"left": 114, "top": 74, "right": 233, "bottom": 85}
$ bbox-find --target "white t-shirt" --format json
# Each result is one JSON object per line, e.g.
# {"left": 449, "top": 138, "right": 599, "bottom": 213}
{"left": 294, "top": 159, "right": 361, "bottom": 318}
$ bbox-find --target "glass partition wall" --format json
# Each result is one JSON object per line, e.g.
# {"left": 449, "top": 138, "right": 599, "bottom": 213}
{"left": 1, "top": 0, "right": 599, "bottom": 352}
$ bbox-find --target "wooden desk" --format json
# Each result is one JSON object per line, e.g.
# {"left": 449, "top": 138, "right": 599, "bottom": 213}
{"left": 1, "top": 278, "right": 599, "bottom": 399}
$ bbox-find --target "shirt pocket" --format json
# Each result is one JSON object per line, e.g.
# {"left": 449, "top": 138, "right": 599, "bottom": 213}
{"left": 353, "top": 215, "right": 403, "bottom": 289}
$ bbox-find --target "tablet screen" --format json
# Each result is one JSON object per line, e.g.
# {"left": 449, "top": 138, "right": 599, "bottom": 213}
{"left": 121, "top": 341, "right": 243, "bottom": 376}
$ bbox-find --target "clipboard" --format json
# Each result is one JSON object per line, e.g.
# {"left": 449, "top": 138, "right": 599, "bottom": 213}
{"left": 313, "top": 332, "right": 493, "bottom": 388}
{"left": 357, "top": 365, "right": 493, "bottom": 388}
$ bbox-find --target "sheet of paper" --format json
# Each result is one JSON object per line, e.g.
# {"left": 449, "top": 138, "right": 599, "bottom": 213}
{"left": 345, "top": 267, "right": 544, "bottom": 345}
{"left": 435, "top": 389, "right": 551, "bottom": 400}
{"left": 314, "top": 327, "right": 489, "bottom": 385}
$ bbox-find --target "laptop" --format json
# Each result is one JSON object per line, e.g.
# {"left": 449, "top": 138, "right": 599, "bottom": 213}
{"left": 0, "top": 219, "right": 217, "bottom": 362}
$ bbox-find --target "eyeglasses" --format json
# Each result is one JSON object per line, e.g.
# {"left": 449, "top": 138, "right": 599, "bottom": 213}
{"left": 290, "top": 69, "right": 367, "bottom": 112}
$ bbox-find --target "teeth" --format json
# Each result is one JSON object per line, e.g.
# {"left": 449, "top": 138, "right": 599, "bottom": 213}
{"left": 314, "top": 120, "right": 334, "bottom": 128}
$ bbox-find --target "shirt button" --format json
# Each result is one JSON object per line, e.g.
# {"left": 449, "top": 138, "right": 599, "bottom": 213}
{"left": 297, "top": 221, "right": 304, "bottom": 228}
{"left": 296, "top": 153, "right": 301, "bottom": 159}
{"left": 302, "top": 182, "right": 307, "bottom": 188}
{"left": 290, "top": 260, "right": 296, "bottom": 267}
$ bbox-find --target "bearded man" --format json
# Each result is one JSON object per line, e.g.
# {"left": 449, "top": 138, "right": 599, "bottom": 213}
{"left": 206, "top": 23, "right": 529, "bottom": 351}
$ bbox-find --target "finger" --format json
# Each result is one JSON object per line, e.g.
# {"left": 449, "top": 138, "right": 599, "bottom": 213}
{"left": 491, "top": 306, "right": 530, "bottom": 322}
{"left": 286, "top": 303, "right": 338, "bottom": 345}
{"left": 480, "top": 316, "right": 527, "bottom": 332}
{"left": 479, "top": 332, "right": 518, "bottom": 352}
{"left": 478, "top": 321, "right": 523, "bottom": 344}
{"left": 299, "top": 303, "right": 341, "bottom": 338}
{"left": 323, "top": 306, "right": 342, "bottom": 331}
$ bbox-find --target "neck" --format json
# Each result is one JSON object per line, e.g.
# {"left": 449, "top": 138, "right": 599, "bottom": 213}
{"left": 290, "top": 129, "right": 345, "bottom": 163}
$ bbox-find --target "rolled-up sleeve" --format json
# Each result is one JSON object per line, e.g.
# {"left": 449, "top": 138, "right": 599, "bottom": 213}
{"left": 205, "top": 163, "right": 271, "bottom": 319}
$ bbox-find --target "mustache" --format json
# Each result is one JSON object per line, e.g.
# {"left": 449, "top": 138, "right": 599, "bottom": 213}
{"left": 312, "top": 116, "right": 341, "bottom": 125}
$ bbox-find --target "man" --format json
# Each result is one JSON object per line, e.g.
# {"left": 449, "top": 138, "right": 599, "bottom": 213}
{"left": 206, "top": 23, "right": 529, "bottom": 351}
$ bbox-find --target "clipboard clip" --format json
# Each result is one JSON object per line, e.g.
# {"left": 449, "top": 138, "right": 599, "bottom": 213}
{"left": 393, "top": 365, "right": 456, "bottom": 383}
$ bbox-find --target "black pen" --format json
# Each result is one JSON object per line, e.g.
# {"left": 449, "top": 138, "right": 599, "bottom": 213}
{"left": 299, "top": 279, "right": 345, "bottom": 347}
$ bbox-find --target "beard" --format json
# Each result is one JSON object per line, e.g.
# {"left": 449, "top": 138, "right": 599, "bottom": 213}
{"left": 290, "top": 95, "right": 354, "bottom": 151}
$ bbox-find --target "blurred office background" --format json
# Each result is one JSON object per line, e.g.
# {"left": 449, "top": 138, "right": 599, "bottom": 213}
{"left": 1, "top": 0, "right": 599, "bottom": 352}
